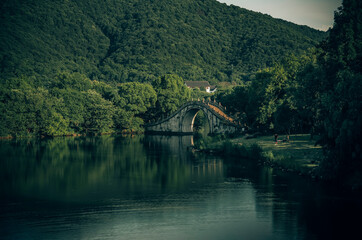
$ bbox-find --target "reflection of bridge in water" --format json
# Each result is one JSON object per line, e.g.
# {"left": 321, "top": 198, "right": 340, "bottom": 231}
{"left": 144, "top": 135, "right": 224, "bottom": 180}
{"left": 191, "top": 158, "right": 224, "bottom": 178}
{"left": 144, "top": 135, "right": 194, "bottom": 162}
{"left": 144, "top": 135, "right": 225, "bottom": 184}
{"left": 145, "top": 101, "right": 240, "bottom": 135}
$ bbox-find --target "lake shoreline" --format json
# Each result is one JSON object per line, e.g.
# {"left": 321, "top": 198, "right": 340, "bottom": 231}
{"left": 194, "top": 133, "right": 362, "bottom": 192}
{"left": 0, "top": 129, "right": 144, "bottom": 140}
{"left": 193, "top": 134, "right": 338, "bottom": 185}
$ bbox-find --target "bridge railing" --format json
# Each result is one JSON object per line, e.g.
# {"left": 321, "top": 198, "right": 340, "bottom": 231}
{"left": 189, "top": 99, "right": 238, "bottom": 125}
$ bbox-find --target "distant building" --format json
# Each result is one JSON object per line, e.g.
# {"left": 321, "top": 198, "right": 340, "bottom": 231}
{"left": 184, "top": 81, "right": 217, "bottom": 93}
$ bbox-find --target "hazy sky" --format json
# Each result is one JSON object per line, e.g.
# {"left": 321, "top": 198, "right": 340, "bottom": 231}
{"left": 217, "top": 0, "right": 342, "bottom": 31}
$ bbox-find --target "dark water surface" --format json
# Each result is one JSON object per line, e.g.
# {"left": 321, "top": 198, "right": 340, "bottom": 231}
{"left": 0, "top": 135, "right": 361, "bottom": 240}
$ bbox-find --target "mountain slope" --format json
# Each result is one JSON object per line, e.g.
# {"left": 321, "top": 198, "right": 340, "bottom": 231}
{"left": 0, "top": 0, "right": 326, "bottom": 83}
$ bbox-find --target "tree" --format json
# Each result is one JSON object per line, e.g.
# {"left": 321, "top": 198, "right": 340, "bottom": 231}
{"left": 117, "top": 82, "right": 157, "bottom": 115}
{"left": 317, "top": 0, "right": 362, "bottom": 182}
{"left": 51, "top": 72, "right": 93, "bottom": 91}
{"left": 293, "top": 51, "right": 324, "bottom": 136}
{"left": 0, "top": 83, "right": 68, "bottom": 137}
{"left": 150, "top": 74, "right": 191, "bottom": 118}
{"left": 216, "top": 84, "right": 249, "bottom": 125}
{"left": 114, "top": 82, "right": 157, "bottom": 131}
{"left": 244, "top": 72, "right": 270, "bottom": 130}
{"left": 257, "top": 53, "right": 315, "bottom": 134}
{"left": 258, "top": 64, "right": 296, "bottom": 133}
{"left": 82, "top": 90, "right": 115, "bottom": 134}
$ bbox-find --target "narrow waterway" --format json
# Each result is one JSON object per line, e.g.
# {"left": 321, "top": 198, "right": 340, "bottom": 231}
{"left": 0, "top": 135, "right": 361, "bottom": 240}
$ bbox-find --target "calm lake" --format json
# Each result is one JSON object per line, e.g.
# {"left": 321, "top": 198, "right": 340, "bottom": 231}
{"left": 0, "top": 135, "right": 361, "bottom": 240}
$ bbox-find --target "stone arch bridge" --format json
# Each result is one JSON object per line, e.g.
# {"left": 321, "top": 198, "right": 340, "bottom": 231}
{"left": 145, "top": 101, "right": 240, "bottom": 135}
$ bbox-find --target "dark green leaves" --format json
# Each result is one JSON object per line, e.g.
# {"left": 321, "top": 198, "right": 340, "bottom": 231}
{"left": 0, "top": 0, "right": 325, "bottom": 83}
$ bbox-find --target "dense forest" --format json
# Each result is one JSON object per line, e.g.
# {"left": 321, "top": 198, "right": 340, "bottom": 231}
{"left": 0, "top": 0, "right": 325, "bottom": 83}
{"left": 216, "top": 0, "right": 361, "bottom": 183}
{"left": 0, "top": 0, "right": 361, "bottom": 183}
{"left": 0, "top": 0, "right": 328, "bottom": 137}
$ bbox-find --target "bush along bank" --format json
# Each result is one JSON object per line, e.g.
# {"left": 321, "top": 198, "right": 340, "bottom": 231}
{"left": 193, "top": 134, "right": 322, "bottom": 180}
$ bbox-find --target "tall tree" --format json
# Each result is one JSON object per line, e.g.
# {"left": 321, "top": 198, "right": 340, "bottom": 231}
{"left": 258, "top": 54, "right": 312, "bottom": 134}
{"left": 82, "top": 90, "right": 115, "bottom": 134}
{"left": 150, "top": 74, "right": 191, "bottom": 118}
{"left": 318, "top": 0, "right": 362, "bottom": 181}
{"left": 114, "top": 82, "right": 157, "bottom": 131}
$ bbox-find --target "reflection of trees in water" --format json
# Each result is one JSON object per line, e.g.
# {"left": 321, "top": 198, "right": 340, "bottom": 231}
{"left": 0, "top": 135, "right": 225, "bottom": 201}
{"left": 2, "top": 136, "right": 360, "bottom": 238}
{"left": 0, "top": 136, "right": 123, "bottom": 200}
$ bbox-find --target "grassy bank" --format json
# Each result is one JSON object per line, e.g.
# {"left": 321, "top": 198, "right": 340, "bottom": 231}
{"left": 195, "top": 134, "right": 323, "bottom": 178}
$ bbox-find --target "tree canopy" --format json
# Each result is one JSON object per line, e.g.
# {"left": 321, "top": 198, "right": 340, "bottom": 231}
{"left": 0, "top": 72, "right": 191, "bottom": 136}
{"left": 316, "top": 0, "right": 362, "bottom": 181}
{"left": 0, "top": 0, "right": 326, "bottom": 83}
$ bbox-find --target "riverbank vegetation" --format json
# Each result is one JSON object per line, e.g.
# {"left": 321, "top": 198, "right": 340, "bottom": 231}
{"left": 194, "top": 134, "right": 322, "bottom": 178}
{"left": 0, "top": 74, "right": 192, "bottom": 137}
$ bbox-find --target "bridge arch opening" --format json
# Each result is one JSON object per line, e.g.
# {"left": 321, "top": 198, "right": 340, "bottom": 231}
{"left": 145, "top": 101, "right": 238, "bottom": 135}
{"left": 181, "top": 108, "right": 210, "bottom": 135}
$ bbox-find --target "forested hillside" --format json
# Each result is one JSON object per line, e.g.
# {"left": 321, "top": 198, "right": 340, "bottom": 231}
{"left": 0, "top": 0, "right": 326, "bottom": 83}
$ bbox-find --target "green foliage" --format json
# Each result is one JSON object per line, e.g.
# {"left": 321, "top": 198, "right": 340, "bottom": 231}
{"left": 0, "top": 0, "right": 327, "bottom": 137}
{"left": 0, "top": 71, "right": 198, "bottom": 137}
{"left": 190, "top": 88, "right": 212, "bottom": 100}
{"left": 216, "top": 51, "right": 317, "bottom": 133}
{"left": 51, "top": 72, "right": 93, "bottom": 91}
{"left": 193, "top": 110, "right": 211, "bottom": 136}
{"left": 117, "top": 82, "right": 157, "bottom": 115}
{"left": 49, "top": 73, "right": 116, "bottom": 134}
{"left": 193, "top": 134, "right": 263, "bottom": 160}
{"left": 292, "top": 51, "right": 324, "bottom": 136}
{"left": 193, "top": 133, "right": 226, "bottom": 150}
{"left": 0, "top": 73, "right": 158, "bottom": 136}
{"left": 0, "top": 0, "right": 325, "bottom": 83}
{"left": 212, "top": 0, "right": 361, "bottom": 184}
{"left": 82, "top": 90, "right": 115, "bottom": 134}
{"left": 115, "top": 82, "right": 157, "bottom": 130}
{"left": 0, "top": 83, "right": 68, "bottom": 137}
{"left": 150, "top": 74, "right": 191, "bottom": 117}
{"left": 316, "top": 0, "right": 362, "bottom": 181}
{"left": 216, "top": 84, "right": 249, "bottom": 123}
